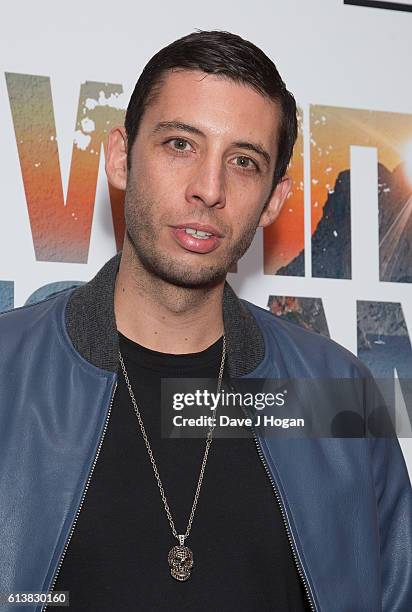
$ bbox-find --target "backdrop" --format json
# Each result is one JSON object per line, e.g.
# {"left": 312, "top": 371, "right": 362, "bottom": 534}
{"left": 0, "top": 0, "right": 411, "bottom": 473}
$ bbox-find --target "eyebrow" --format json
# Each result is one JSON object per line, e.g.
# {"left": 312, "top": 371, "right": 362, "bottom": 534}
{"left": 152, "top": 121, "right": 271, "bottom": 166}
{"left": 152, "top": 121, "right": 204, "bottom": 137}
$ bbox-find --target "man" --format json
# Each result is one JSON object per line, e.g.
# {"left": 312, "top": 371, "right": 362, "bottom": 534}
{"left": 0, "top": 30, "right": 411, "bottom": 612}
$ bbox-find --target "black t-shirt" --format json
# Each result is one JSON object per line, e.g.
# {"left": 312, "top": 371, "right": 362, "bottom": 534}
{"left": 52, "top": 332, "right": 309, "bottom": 611}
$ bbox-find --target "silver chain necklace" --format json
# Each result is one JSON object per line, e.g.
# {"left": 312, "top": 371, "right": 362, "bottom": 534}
{"left": 118, "top": 335, "right": 226, "bottom": 582}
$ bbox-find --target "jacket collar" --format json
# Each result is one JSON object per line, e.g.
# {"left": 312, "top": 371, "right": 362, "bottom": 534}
{"left": 65, "top": 251, "right": 265, "bottom": 377}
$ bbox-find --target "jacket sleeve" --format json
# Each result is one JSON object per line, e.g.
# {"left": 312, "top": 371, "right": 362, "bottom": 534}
{"left": 370, "top": 436, "right": 412, "bottom": 611}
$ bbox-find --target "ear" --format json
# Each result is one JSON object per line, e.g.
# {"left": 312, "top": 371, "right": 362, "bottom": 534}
{"left": 258, "top": 176, "right": 292, "bottom": 228}
{"left": 105, "top": 126, "right": 128, "bottom": 191}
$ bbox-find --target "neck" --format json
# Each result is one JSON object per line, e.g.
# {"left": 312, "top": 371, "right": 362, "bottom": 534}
{"left": 114, "top": 239, "right": 225, "bottom": 354}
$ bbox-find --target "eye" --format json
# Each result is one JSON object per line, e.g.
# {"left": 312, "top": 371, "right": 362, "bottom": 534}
{"left": 166, "top": 138, "right": 192, "bottom": 153}
{"left": 233, "top": 155, "right": 259, "bottom": 172}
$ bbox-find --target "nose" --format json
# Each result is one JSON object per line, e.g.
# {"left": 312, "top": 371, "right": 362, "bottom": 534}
{"left": 185, "top": 154, "right": 226, "bottom": 209}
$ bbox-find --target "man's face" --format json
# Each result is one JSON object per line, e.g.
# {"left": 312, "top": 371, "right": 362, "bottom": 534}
{"left": 116, "top": 69, "right": 290, "bottom": 288}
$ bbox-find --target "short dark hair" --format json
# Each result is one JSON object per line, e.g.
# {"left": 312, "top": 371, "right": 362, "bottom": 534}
{"left": 125, "top": 30, "right": 298, "bottom": 190}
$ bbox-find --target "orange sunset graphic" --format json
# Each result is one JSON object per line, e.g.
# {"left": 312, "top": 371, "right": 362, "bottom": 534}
{"left": 266, "top": 105, "right": 412, "bottom": 282}
{"left": 6, "top": 74, "right": 126, "bottom": 262}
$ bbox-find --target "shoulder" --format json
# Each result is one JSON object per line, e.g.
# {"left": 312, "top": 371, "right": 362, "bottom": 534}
{"left": 241, "top": 298, "right": 371, "bottom": 378}
{"left": 0, "top": 288, "right": 73, "bottom": 353}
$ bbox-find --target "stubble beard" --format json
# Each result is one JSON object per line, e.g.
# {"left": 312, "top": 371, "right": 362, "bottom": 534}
{"left": 124, "top": 178, "right": 260, "bottom": 289}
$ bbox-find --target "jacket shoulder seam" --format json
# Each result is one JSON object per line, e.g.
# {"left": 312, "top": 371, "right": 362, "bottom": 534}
{"left": 0, "top": 287, "right": 74, "bottom": 319}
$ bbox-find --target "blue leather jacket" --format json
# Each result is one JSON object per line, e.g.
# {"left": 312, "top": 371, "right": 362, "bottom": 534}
{"left": 0, "top": 252, "right": 411, "bottom": 611}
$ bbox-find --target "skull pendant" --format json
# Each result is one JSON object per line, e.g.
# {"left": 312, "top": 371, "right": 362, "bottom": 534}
{"left": 168, "top": 544, "right": 194, "bottom": 581}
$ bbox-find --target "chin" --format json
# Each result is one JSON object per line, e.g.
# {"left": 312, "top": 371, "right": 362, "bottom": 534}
{"left": 150, "top": 258, "right": 228, "bottom": 288}
{"left": 159, "top": 269, "right": 226, "bottom": 289}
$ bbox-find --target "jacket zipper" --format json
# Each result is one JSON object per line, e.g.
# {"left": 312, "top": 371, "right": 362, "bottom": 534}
{"left": 250, "top": 427, "right": 317, "bottom": 611}
{"left": 231, "top": 381, "right": 316, "bottom": 611}
{"left": 42, "top": 381, "right": 118, "bottom": 612}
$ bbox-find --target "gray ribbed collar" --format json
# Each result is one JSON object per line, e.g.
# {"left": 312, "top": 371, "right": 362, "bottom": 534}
{"left": 65, "top": 252, "right": 265, "bottom": 377}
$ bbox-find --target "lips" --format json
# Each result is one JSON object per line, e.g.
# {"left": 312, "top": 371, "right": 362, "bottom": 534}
{"left": 172, "top": 222, "right": 224, "bottom": 238}
{"left": 170, "top": 224, "right": 223, "bottom": 254}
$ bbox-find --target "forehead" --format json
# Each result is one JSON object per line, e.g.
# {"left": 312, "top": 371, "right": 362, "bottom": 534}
{"left": 142, "top": 69, "right": 280, "bottom": 152}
